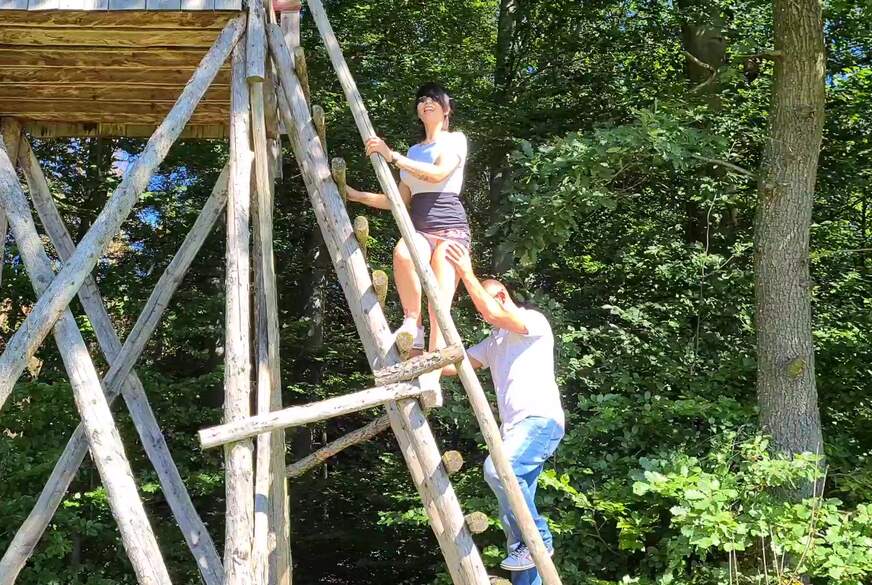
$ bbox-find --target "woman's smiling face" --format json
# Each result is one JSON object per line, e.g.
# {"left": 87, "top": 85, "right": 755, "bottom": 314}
{"left": 417, "top": 95, "right": 447, "bottom": 126}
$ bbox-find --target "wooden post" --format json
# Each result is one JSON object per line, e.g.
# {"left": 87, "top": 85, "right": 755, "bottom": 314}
{"left": 372, "top": 269, "right": 388, "bottom": 308}
{"left": 267, "top": 24, "right": 489, "bottom": 584}
{"left": 464, "top": 512, "right": 489, "bottom": 534}
{"left": 0, "top": 15, "right": 246, "bottom": 413}
{"left": 353, "top": 216, "right": 369, "bottom": 260}
{"left": 16, "top": 137, "right": 224, "bottom": 585}
{"left": 286, "top": 413, "right": 391, "bottom": 478}
{"left": 0, "top": 127, "right": 173, "bottom": 585}
{"left": 304, "top": 2, "right": 563, "bottom": 581}
{"left": 248, "top": 2, "right": 290, "bottom": 584}
{"left": 0, "top": 164, "right": 230, "bottom": 585}
{"left": 293, "top": 46, "right": 311, "bottom": 103}
{"left": 442, "top": 450, "right": 464, "bottom": 476}
{"left": 225, "top": 43, "right": 255, "bottom": 585}
{"left": 0, "top": 118, "right": 22, "bottom": 294}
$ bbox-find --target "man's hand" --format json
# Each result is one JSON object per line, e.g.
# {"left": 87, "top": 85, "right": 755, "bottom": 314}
{"left": 364, "top": 136, "right": 394, "bottom": 162}
{"left": 445, "top": 242, "right": 474, "bottom": 279}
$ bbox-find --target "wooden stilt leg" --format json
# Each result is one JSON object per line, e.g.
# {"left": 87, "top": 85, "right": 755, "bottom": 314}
{"left": 0, "top": 125, "right": 173, "bottom": 585}
{"left": 0, "top": 15, "right": 245, "bottom": 412}
{"left": 0, "top": 119, "right": 23, "bottom": 294}
{"left": 268, "top": 28, "right": 489, "bottom": 585}
{"left": 0, "top": 161, "right": 229, "bottom": 585}
{"left": 224, "top": 42, "right": 256, "bottom": 585}
{"left": 14, "top": 137, "right": 225, "bottom": 585}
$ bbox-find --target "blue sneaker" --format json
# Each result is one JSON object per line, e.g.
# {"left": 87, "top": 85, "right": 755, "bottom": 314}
{"left": 499, "top": 544, "right": 554, "bottom": 572}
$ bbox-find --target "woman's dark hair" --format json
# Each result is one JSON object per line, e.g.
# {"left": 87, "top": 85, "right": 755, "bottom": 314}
{"left": 415, "top": 82, "right": 454, "bottom": 135}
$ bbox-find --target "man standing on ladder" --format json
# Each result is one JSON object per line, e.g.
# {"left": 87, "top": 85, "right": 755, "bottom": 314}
{"left": 442, "top": 243, "right": 565, "bottom": 585}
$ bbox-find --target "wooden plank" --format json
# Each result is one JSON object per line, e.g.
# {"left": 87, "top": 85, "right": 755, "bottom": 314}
{"left": 0, "top": 120, "right": 174, "bottom": 585}
{"left": 19, "top": 139, "right": 225, "bottom": 585}
{"left": 0, "top": 67, "right": 230, "bottom": 85}
{"left": 0, "top": 47, "right": 213, "bottom": 69}
{"left": 2, "top": 100, "right": 229, "bottom": 117}
{"left": 0, "top": 28, "right": 218, "bottom": 47}
{"left": 1, "top": 10, "right": 230, "bottom": 27}
{"left": 267, "top": 25, "right": 487, "bottom": 585}
{"left": 200, "top": 383, "right": 425, "bottom": 449}
{"left": 306, "top": 0, "right": 565, "bottom": 581}
{"left": 23, "top": 121, "right": 229, "bottom": 138}
{"left": 373, "top": 345, "right": 463, "bottom": 386}
{"left": 224, "top": 41, "right": 255, "bottom": 585}
{"left": 0, "top": 14, "right": 245, "bottom": 413}
{"left": 0, "top": 85, "right": 228, "bottom": 103}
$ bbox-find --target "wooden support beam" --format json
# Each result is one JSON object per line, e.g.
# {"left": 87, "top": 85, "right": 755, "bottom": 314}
{"left": 0, "top": 14, "right": 245, "bottom": 413}
{"left": 267, "top": 24, "right": 489, "bottom": 585}
{"left": 372, "top": 269, "right": 388, "bottom": 308}
{"left": 0, "top": 10, "right": 235, "bottom": 29}
{"left": 14, "top": 138, "right": 225, "bottom": 585}
{"left": 0, "top": 118, "right": 23, "bottom": 294}
{"left": 0, "top": 67, "right": 231, "bottom": 87}
{"left": 286, "top": 413, "right": 391, "bottom": 478}
{"left": 248, "top": 2, "right": 291, "bottom": 583}
{"left": 200, "top": 382, "right": 424, "bottom": 449}
{"left": 0, "top": 48, "right": 226, "bottom": 70}
{"left": 292, "top": 46, "right": 310, "bottom": 103}
{"left": 0, "top": 124, "right": 173, "bottom": 585}
{"left": 305, "top": 1, "right": 564, "bottom": 581}
{"left": 442, "top": 450, "right": 464, "bottom": 476}
{"left": 224, "top": 42, "right": 255, "bottom": 585}
{"left": 374, "top": 344, "right": 463, "bottom": 386}
{"left": 0, "top": 28, "right": 220, "bottom": 48}
{"left": 0, "top": 164, "right": 229, "bottom": 584}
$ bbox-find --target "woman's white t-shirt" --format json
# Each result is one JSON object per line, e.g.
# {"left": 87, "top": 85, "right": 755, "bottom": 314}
{"left": 400, "top": 131, "right": 468, "bottom": 195}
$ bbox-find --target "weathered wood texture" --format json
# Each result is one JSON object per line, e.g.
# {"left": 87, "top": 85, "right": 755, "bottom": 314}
{"left": 374, "top": 344, "right": 463, "bottom": 386}
{"left": 201, "top": 382, "right": 425, "bottom": 448}
{"left": 464, "top": 511, "right": 489, "bottom": 534}
{"left": 24, "top": 121, "right": 229, "bottom": 139}
{"left": 0, "top": 163, "right": 229, "bottom": 584}
{"left": 0, "top": 10, "right": 239, "bottom": 135}
{"left": 0, "top": 14, "right": 244, "bottom": 411}
{"left": 268, "top": 23, "right": 489, "bottom": 585}
{"left": 286, "top": 413, "right": 391, "bottom": 478}
{"left": 754, "top": 0, "right": 826, "bottom": 498}
{"left": 305, "top": 0, "right": 563, "bottom": 581}
{"left": 0, "top": 119, "right": 23, "bottom": 295}
{"left": 0, "top": 124, "right": 173, "bottom": 585}
{"left": 224, "top": 42, "right": 255, "bottom": 585}
{"left": 12, "top": 138, "right": 224, "bottom": 585}
{"left": 442, "top": 450, "right": 464, "bottom": 476}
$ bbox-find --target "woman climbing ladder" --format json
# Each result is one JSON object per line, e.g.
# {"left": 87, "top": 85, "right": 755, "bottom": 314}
{"left": 345, "top": 82, "right": 471, "bottom": 353}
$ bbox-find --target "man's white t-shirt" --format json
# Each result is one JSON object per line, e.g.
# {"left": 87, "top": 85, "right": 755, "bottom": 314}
{"left": 466, "top": 309, "right": 565, "bottom": 432}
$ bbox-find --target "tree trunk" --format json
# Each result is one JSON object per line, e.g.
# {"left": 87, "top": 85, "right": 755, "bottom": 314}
{"left": 754, "top": 0, "right": 825, "bottom": 498}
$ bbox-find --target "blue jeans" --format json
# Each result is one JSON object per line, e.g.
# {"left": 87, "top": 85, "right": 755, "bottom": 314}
{"left": 483, "top": 416, "right": 564, "bottom": 585}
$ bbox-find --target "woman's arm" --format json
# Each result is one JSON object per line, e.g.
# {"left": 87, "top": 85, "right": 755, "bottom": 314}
{"left": 365, "top": 136, "right": 462, "bottom": 184}
{"left": 346, "top": 181, "right": 412, "bottom": 210}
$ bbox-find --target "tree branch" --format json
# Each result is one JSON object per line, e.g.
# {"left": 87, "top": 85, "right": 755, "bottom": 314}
{"left": 691, "top": 154, "right": 756, "bottom": 178}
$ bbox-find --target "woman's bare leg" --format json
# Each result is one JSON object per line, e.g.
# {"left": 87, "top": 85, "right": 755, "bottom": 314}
{"left": 393, "top": 233, "right": 432, "bottom": 323}
{"left": 428, "top": 240, "right": 462, "bottom": 352}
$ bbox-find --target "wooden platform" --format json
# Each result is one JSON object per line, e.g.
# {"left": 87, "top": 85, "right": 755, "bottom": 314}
{"left": 0, "top": 6, "right": 244, "bottom": 138}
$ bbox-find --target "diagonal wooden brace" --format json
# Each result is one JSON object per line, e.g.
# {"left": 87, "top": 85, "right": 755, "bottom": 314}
{"left": 12, "top": 137, "right": 225, "bottom": 585}
{"left": 0, "top": 130, "right": 172, "bottom": 585}
{"left": 0, "top": 162, "right": 230, "bottom": 585}
{"left": 0, "top": 15, "right": 245, "bottom": 411}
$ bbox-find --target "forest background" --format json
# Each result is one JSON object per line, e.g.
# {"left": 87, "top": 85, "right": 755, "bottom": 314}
{"left": 0, "top": 0, "right": 870, "bottom": 583}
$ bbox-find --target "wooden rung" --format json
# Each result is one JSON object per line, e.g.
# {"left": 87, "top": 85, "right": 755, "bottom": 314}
{"left": 489, "top": 577, "right": 512, "bottom": 585}
{"left": 293, "top": 46, "right": 310, "bottom": 103}
{"left": 312, "top": 104, "right": 326, "bottom": 152}
{"left": 374, "top": 344, "right": 462, "bottom": 386}
{"left": 441, "top": 450, "right": 464, "bottom": 475}
{"left": 372, "top": 269, "right": 388, "bottom": 308}
{"left": 395, "top": 331, "right": 415, "bottom": 361}
{"left": 331, "top": 157, "right": 347, "bottom": 203}
{"left": 353, "top": 215, "right": 369, "bottom": 258}
{"left": 199, "top": 381, "right": 423, "bottom": 449}
{"left": 464, "top": 511, "right": 489, "bottom": 534}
